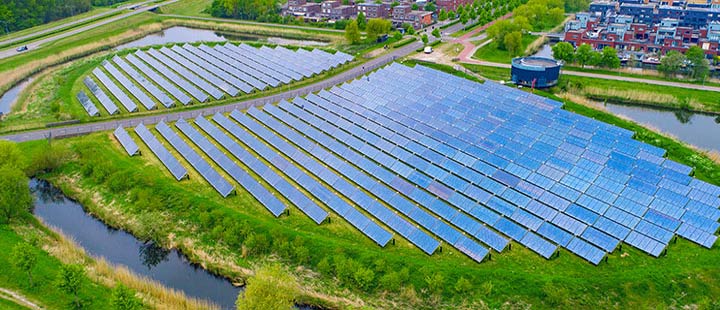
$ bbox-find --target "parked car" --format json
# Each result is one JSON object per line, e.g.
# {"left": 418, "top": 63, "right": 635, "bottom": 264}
{"left": 16, "top": 45, "right": 28, "bottom": 52}
{"left": 424, "top": 46, "right": 433, "bottom": 54}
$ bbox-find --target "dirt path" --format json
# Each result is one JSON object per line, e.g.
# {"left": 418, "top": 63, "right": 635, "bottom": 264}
{"left": 0, "top": 288, "right": 44, "bottom": 310}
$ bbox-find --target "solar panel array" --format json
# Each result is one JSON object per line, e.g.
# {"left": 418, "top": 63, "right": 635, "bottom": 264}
{"left": 83, "top": 77, "right": 118, "bottom": 115}
{"left": 113, "top": 63, "right": 718, "bottom": 264}
{"left": 75, "top": 91, "right": 100, "bottom": 116}
{"left": 76, "top": 43, "right": 353, "bottom": 116}
{"left": 134, "top": 123, "right": 188, "bottom": 181}
{"left": 114, "top": 126, "right": 139, "bottom": 156}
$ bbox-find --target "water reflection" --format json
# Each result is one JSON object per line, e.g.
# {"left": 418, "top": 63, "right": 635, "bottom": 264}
{"left": 605, "top": 102, "right": 720, "bottom": 152}
{"left": 31, "top": 179, "right": 242, "bottom": 309}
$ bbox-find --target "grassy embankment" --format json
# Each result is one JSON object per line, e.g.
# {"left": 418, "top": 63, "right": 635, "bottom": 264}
{"left": 19, "top": 62, "right": 720, "bottom": 309}
{"left": 0, "top": 217, "right": 217, "bottom": 309}
{"left": 0, "top": 8, "right": 116, "bottom": 48}
{"left": 160, "top": 0, "right": 213, "bottom": 17}
{"left": 462, "top": 63, "right": 720, "bottom": 114}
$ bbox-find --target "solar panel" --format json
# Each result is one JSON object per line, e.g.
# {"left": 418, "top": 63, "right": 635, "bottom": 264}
{"left": 155, "top": 120, "right": 234, "bottom": 197}
{"left": 113, "top": 55, "right": 176, "bottom": 108}
{"left": 113, "top": 126, "right": 139, "bottom": 156}
{"left": 92, "top": 68, "right": 138, "bottom": 112}
{"left": 159, "top": 47, "right": 239, "bottom": 96}
{"left": 176, "top": 117, "right": 286, "bottom": 216}
{"left": 134, "top": 123, "right": 187, "bottom": 180}
{"left": 102, "top": 60, "right": 156, "bottom": 110}
{"left": 83, "top": 77, "right": 118, "bottom": 115}
{"left": 134, "top": 50, "right": 208, "bottom": 102}
{"left": 75, "top": 91, "right": 100, "bottom": 116}
{"left": 147, "top": 49, "right": 224, "bottom": 100}
{"left": 209, "top": 113, "right": 329, "bottom": 225}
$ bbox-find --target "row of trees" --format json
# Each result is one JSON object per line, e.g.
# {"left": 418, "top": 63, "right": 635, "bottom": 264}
{"left": 0, "top": 0, "right": 94, "bottom": 34}
{"left": 552, "top": 42, "right": 620, "bottom": 68}
{"left": 553, "top": 42, "right": 712, "bottom": 79}
{"left": 658, "top": 47, "right": 710, "bottom": 80}
{"left": 344, "top": 18, "right": 391, "bottom": 44}
{"left": 208, "top": 0, "right": 279, "bottom": 21}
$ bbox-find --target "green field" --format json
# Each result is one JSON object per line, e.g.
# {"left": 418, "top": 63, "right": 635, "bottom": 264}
{"left": 20, "top": 66, "right": 720, "bottom": 307}
{"left": 160, "top": 0, "right": 213, "bottom": 16}
{"left": 472, "top": 34, "right": 538, "bottom": 63}
{"left": 0, "top": 224, "right": 114, "bottom": 310}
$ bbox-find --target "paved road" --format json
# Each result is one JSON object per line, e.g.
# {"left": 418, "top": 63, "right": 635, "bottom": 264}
{"left": 470, "top": 60, "right": 720, "bottom": 92}
{"left": 0, "top": 0, "right": 156, "bottom": 48}
{"left": 0, "top": 0, "right": 177, "bottom": 60}
{"left": 0, "top": 42, "right": 421, "bottom": 142}
{"left": 160, "top": 14, "right": 347, "bottom": 33}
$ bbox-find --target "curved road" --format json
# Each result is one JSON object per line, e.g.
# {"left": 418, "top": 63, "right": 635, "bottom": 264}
{"left": 0, "top": 42, "right": 422, "bottom": 142}
{"left": 0, "top": 0, "right": 177, "bottom": 60}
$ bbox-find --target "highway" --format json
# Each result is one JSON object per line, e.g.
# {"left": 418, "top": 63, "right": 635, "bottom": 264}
{"left": 0, "top": 41, "right": 422, "bottom": 142}
{"left": 0, "top": 0, "right": 177, "bottom": 60}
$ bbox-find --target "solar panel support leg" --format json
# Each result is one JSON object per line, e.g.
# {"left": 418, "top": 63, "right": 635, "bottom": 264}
{"left": 392, "top": 238, "right": 395, "bottom": 245}
{"left": 508, "top": 244, "right": 512, "bottom": 250}
{"left": 439, "top": 246, "right": 442, "bottom": 253}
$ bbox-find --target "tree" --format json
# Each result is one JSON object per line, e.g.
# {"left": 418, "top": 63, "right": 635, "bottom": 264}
{"left": 56, "top": 264, "right": 86, "bottom": 309}
{"left": 356, "top": 11, "right": 366, "bottom": 29}
{"left": 432, "top": 28, "right": 440, "bottom": 38}
{"left": 424, "top": 2, "right": 436, "bottom": 11}
{"left": 236, "top": 264, "right": 299, "bottom": 310}
{"left": 575, "top": 43, "right": 593, "bottom": 68}
{"left": 460, "top": 12, "right": 470, "bottom": 29}
{"left": 344, "top": 19, "right": 361, "bottom": 44}
{"left": 565, "top": 0, "right": 589, "bottom": 12}
{"left": 412, "top": 3, "right": 419, "bottom": 9}
{"left": 600, "top": 46, "right": 620, "bottom": 68}
{"left": 421, "top": 34, "right": 429, "bottom": 45}
{"left": 551, "top": 42, "right": 575, "bottom": 63}
{"left": 504, "top": 31, "right": 523, "bottom": 56}
{"left": 686, "top": 46, "right": 709, "bottom": 81}
{"left": 11, "top": 243, "right": 37, "bottom": 287}
{"left": 658, "top": 50, "right": 686, "bottom": 77}
{"left": 111, "top": 284, "right": 143, "bottom": 310}
{"left": 393, "top": 31, "right": 403, "bottom": 40}
{"left": 366, "top": 18, "right": 391, "bottom": 42}
{"left": 588, "top": 50, "right": 603, "bottom": 66}
{"left": 0, "top": 166, "right": 32, "bottom": 223}
{"left": 438, "top": 8, "right": 448, "bottom": 21}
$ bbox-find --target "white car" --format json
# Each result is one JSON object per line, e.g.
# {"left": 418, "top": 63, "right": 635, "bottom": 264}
{"left": 424, "top": 46, "right": 433, "bottom": 54}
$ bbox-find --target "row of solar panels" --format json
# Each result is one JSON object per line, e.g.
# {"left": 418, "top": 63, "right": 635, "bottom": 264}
{"left": 329, "top": 63, "right": 718, "bottom": 264}
{"left": 77, "top": 43, "right": 352, "bottom": 116}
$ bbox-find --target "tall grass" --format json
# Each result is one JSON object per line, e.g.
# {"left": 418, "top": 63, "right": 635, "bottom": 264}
{"left": 41, "top": 223, "right": 220, "bottom": 310}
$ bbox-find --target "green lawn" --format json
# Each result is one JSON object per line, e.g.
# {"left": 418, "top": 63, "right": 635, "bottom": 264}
{"left": 472, "top": 34, "right": 538, "bottom": 63}
{"left": 0, "top": 7, "right": 114, "bottom": 47}
{"left": 561, "top": 65, "right": 720, "bottom": 88}
{"left": 160, "top": 0, "right": 213, "bottom": 16}
{"left": 0, "top": 225, "right": 114, "bottom": 310}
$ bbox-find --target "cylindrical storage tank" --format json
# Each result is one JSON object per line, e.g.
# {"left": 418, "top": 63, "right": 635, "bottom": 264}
{"left": 510, "top": 57, "right": 562, "bottom": 88}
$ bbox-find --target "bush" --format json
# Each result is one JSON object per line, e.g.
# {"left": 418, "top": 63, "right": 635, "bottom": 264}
{"left": 353, "top": 267, "right": 375, "bottom": 291}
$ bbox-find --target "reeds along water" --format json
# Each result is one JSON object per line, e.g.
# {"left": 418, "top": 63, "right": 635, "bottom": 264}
{"left": 42, "top": 223, "right": 220, "bottom": 310}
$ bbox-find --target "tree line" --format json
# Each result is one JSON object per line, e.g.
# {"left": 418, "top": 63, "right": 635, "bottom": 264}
{"left": 0, "top": 0, "right": 126, "bottom": 35}
{"left": 552, "top": 42, "right": 620, "bottom": 69}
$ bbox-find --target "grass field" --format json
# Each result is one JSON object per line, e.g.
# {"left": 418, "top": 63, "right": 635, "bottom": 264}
{"left": 160, "top": 0, "right": 213, "bottom": 16}
{"left": 19, "top": 67, "right": 720, "bottom": 308}
{"left": 0, "top": 224, "right": 115, "bottom": 309}
{"left": 472, "top": 34, "right": 538, "bottom": 63}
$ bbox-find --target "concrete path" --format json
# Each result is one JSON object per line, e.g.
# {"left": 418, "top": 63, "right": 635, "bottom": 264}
{"left": 0, "top": 0, "right": 177, "bottom": 60}
{"left": 0, "top": 42, "right": 421, "bottom": 142}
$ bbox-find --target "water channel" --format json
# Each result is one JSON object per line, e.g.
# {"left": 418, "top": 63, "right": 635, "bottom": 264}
{"left": 115, "top": 26, "right": 329, "bottom": 50}
{"left": 31, "top": 179, "right": 242, "bottom": 309}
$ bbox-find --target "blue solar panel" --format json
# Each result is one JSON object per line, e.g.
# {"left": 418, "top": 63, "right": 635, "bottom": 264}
{"left": 134, "top": 123, "right": 187, "bottom": 181}
{"left": 113, "top": 126, "right": 139, "bottom": 156}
